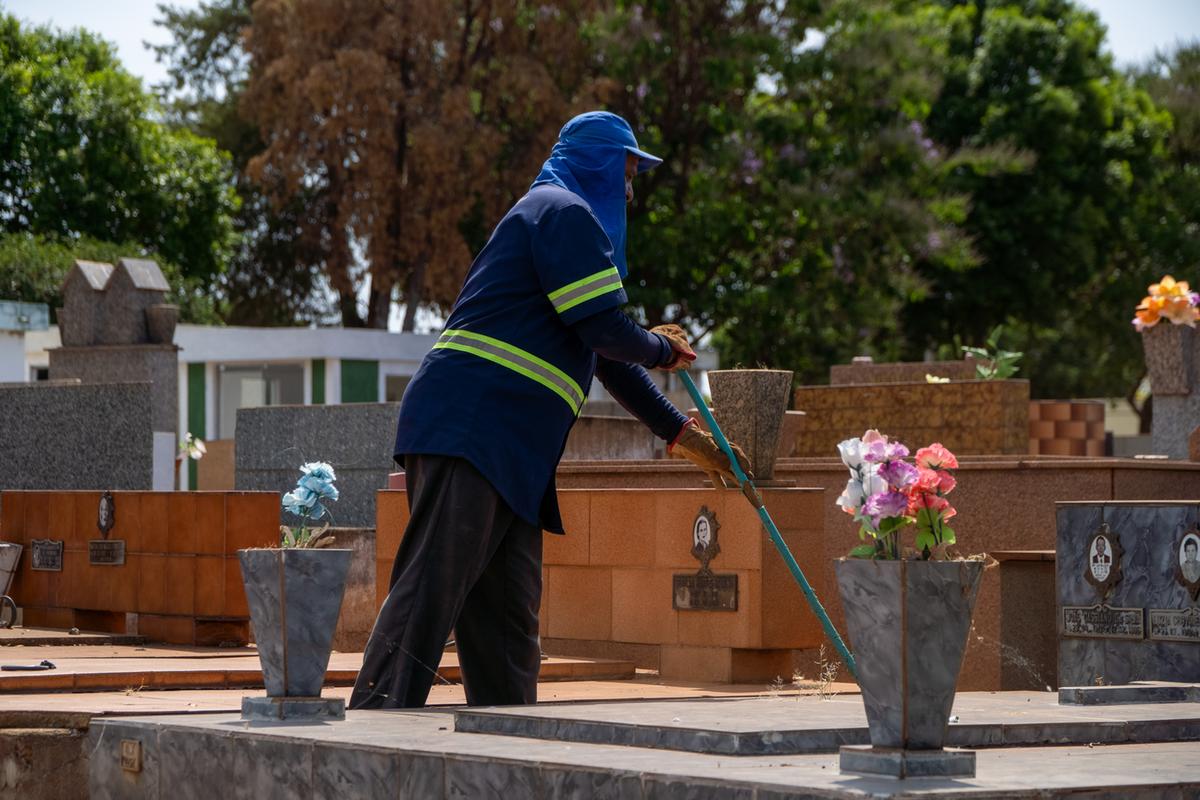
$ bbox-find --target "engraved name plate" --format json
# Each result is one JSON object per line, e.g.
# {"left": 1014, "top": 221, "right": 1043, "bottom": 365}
{"left": 88, "top": 539, "right": 126, "bottom": 566}
{"left": 1062, "top": 604, "right": 1144, "bottom": 640}
{"left": 673, "top": 573, "right": 738, "bottom": 611}
{"left": 30, "top": 539, "right": 63, "bottom": 571}
{"left": 1149, "top": 607, "right": 1200, "bottom": 643}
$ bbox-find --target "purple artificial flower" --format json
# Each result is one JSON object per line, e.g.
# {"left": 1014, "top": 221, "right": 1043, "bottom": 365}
{"left": 863, "top": 439, "right": 910, "bottom": 464}
{"left": 864, "top": 490, "right": 910, "bottom": 524}
{"left": 878, "top": 459, "right": 919, "bottom": 490}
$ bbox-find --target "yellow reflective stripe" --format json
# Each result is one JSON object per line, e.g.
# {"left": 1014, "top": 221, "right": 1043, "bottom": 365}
{"left": 547, "top": 266, "right": 621, "bottom": 301}
{"left": 433, "top": 328, "right": 585, "bottom": 415}
{"left": 547, "top": 267, "right": 624, "bottom": 315}
{"left": 554, "top": 277, "right": 624, "bottom": 314}
{"left": 439, "top": 329, "right": 584, "bottom": 402}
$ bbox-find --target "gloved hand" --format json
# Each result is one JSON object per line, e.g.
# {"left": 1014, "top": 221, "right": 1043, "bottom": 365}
{"left": 649, "top": 323, "right": 696, "bottom": 371}
{"left": 670, "top": 420, "right": 753, "bottom": 488}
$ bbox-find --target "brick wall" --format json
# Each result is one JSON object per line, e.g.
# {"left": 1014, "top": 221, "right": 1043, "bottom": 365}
{"left": 792, "top": 379, "right": 1030, "bottom": 457}
{"left": 1028, "top": 401, "right": 1105, "bottom": 456}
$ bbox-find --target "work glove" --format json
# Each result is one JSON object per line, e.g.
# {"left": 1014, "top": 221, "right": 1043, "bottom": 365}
{"left": 670, "top": 420, "right": 754, "bottom": 488}
{"left": 649, "top": 323, "right": 696, "bottom": 371}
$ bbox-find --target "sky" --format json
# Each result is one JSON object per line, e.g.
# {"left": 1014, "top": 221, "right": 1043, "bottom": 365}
{"left": 4, "top": 0, "right": 1200, "bottom": 90}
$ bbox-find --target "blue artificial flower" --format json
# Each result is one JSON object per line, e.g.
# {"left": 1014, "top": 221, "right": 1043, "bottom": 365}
{"left": 301, "top": 462, "right": 337, "bottom": 482}
{"left": 282, "top": 486, "right": 317, "bottom": 516}
{"left": 299, "top": 472, "right": 339, "bottom": 501}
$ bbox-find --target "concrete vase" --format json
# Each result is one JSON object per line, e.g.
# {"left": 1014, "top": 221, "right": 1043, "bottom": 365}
{"left": 835, "top": 558, "right": 983, "bottom": 750}
{"left": 707, "top": 369, "right": 793, "bottom": 480}
{"left": 1141, "top": 323, "right": 1194, "bottom": 397}
{"left": 145, "top": 303, "right": 179, "bottom": 345}
{"left": 238, "top": 547, "right": 352, "bottom": 697}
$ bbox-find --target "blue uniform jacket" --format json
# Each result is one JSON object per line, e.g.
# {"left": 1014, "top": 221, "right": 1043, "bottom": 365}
{"left": 394, "top": 184, "right": 631, "bottom": 533}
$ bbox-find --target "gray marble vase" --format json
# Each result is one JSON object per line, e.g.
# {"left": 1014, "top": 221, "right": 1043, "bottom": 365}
{"left": 835, "top": 559, "right": 983, "bottom": 751}
{"left": 707, "top": 369, "right": 793, "bottom": 480}
{"left": 238, "top": 548, "right": 352, "bottom": 698}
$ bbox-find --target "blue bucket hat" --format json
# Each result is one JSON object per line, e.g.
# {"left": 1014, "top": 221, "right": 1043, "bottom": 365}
{"left": 531, "top": 111, "right": 662, "bottom": 277}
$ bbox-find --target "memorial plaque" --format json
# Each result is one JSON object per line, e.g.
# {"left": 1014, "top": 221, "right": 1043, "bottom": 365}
{"left": 89, "top": 539, "right": 126, "bottom": 566}
{"left": 1149, "top": 608, "right": 1200, "bottom": 643}
{"left": 30, "top": 539, "right": 63, "bottom": 571}
{"left": 673, "top": 506, "right": 739, "bottom": 611}
{"left": 1062, "top": 604, "right": 1144, "bottom": 640}
{"left": 673, "top": 573, "right": 738, "bottom": 611}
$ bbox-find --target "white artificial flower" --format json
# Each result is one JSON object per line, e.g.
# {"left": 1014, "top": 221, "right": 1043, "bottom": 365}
{"left": 837, "top": 437, "right": 865, "bottom": 469}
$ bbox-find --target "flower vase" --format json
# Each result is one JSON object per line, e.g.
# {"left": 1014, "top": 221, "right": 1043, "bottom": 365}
{"left": 707, "top": 369, "right": 793, "bottom": 480}
{"left": 238, "top": 547, "right": 352, "bottom": 720}
{"left": 1141, "top": 323, "right": 1195, "bottom": 397}
{"left": 835, "top": 558, "right": 984, "bottom": 778}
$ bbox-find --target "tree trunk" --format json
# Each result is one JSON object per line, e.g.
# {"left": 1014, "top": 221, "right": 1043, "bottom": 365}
{"left": 401, "top": 259, "right": 425, "bottom": 332}
{"left": 366, "top": 275, "right": 393, "bottom": 329}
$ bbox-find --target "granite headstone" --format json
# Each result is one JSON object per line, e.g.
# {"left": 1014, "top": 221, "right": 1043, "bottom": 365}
{"left": 235, "top": 403, "right": 401, "bottom": 528}
{"left": 1057, "top": 502, "right": 1200, "bottom": 687}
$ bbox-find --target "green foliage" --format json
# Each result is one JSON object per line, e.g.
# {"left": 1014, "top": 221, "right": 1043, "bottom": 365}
{"left": 0, "top": 15, "right": 238, "bottom": 284}
{"left": 912, "top": 0, "right": 1176, "bottom": 400}
{"left": 962, "top": 325, "right": 1023, "bottom": 379}
{"left": 0, "top": 233, "right": 219, "bottom": 323}
{"left": 602, "top": 0, "right": 981, "bottom": 383}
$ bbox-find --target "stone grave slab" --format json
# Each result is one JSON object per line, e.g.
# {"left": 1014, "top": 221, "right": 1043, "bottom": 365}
{"left": 452, "top": 692, "right": 1200, "bottom": 755}
{"left": 89, "top": 707, "right": 1200, "bottom": 799}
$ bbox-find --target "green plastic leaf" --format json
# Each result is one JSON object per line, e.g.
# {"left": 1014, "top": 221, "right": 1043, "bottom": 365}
{"left": 915, "top": 527, "right": 937, "bottom": 552}
{"left": 940, "top": 525, "right": 957, "bottom": 545}
{"left": 848, "top": 544, "right": 877, "bottom": 558}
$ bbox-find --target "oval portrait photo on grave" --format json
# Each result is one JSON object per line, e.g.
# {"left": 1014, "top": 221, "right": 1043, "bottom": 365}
{"left": 690, "top": 505, "right": 721, "bottom": 573}
{"left": 1178, "top": 530, "right": 1200, "bottom": 600}
{"left": 1083, "top": 524, "right": 1124, "bottom": 601}
{"left": 1089, "top": 534, "right": 1113, "bottom": 581}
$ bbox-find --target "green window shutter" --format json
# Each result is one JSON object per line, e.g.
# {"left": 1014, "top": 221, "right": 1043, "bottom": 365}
{"left": 187, "top": 363, "right": 206, "bottom": 490}
{"left": 311, "top": 359, "right": 326, "bottom": 404}
{"left": 340, "top": 359, "right": 379, "bottom": 403}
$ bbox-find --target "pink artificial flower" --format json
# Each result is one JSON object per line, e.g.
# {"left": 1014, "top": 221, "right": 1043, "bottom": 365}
{"left": 915, "top": 443, "right": 959, "bottom": 470}
{"left": 936, "top": 469, "right": 956, "bottom": 494}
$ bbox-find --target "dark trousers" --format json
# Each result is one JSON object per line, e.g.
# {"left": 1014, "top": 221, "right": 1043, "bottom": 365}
{"left": 349, "top": 454, "right": 543, "bottom": 709}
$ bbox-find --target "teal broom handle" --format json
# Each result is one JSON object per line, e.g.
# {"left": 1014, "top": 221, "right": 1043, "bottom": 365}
{"left": 678, "top": 370, "right": 857, "bottom": 681}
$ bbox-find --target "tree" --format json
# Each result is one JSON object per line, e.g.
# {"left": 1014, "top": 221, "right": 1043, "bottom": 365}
{"left": 153, "top": 0, "right": 329, "bottom": 326}
{"left": 915, "top": 0, "right": 1173, "bottom": 400}
{"left": 598, "top": 0, "right": 978, "bottom": 382}
{"left": 0, "top": 15, "right": 239, "bottom": 284}
{"left": 242, "top": 0, "right": 603, "bottom": 329}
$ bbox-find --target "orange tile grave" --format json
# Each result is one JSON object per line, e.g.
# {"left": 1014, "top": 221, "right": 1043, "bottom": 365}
{"left": 0, "top": 491, "right": 280, "bottom": 645}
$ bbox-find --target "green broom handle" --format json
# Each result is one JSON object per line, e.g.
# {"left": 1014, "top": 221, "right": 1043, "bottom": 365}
{"left": 678, "top": 370, "right": 858, "bottom": 681}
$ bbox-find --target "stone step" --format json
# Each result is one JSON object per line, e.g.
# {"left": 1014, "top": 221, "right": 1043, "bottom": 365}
{"left": 0, "top": 627, "right": 145, "bottom": 647}
{"left": 453, "top": 691, "right": 1200, "bottom": 755}
{"left": 0, "top": 649, "right": 634, "bottom": 693}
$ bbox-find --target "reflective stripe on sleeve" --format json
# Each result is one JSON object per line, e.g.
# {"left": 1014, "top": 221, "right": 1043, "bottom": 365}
{"left": 547, "top": 266, "right": 623, "bottom": 315}
{"left": 433, "top": 329, "right": 585, "bottom": 415}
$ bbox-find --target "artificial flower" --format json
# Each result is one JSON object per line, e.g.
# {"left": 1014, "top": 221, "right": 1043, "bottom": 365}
{"left": 864, "top": 490, "right": 910, "bottom": 524}
{"left": 915, "top": 443, "right": 958, "bottom": 470}
{"left": 878, "top": 459, "right": 919, "bottom": 490}
{"left": 837, "top": 437, "right": 865, "bottom": 469}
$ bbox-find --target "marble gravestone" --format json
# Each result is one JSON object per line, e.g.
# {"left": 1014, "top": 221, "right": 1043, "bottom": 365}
{"left": 1057, "top": 502, "right": 1200, "bottom": 688}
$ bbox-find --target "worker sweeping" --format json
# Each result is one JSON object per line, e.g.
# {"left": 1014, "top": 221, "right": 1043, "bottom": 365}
{"left": 350, "top": 111, "right": 751, "bottom": 710}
